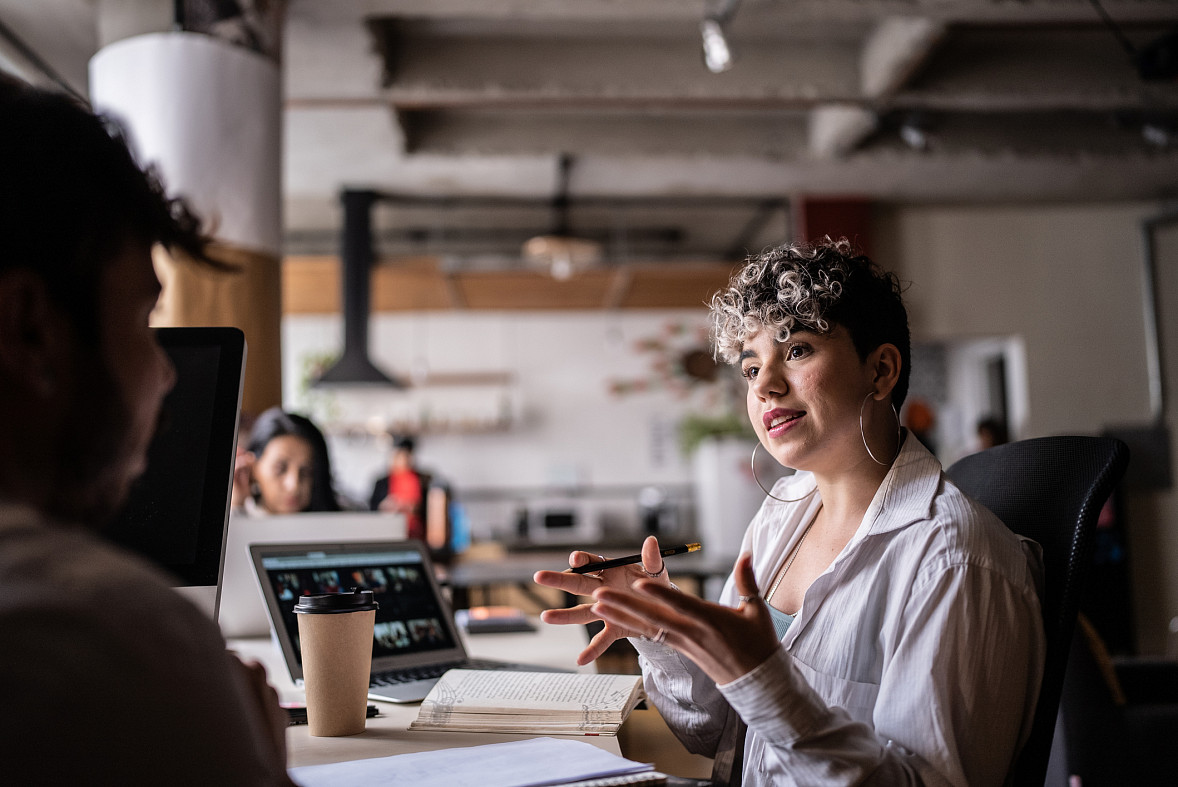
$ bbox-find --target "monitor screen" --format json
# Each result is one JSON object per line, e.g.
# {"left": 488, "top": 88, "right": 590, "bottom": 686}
{"left": 104, "top": 327, "right": 246, "bottom": 615}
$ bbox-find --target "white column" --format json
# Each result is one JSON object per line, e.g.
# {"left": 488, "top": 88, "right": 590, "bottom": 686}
{"left": 89, "top": 31, "right": 281, "bottom": 258}
{"left": 87, "top": 30, "right": 284, "bottom": 415}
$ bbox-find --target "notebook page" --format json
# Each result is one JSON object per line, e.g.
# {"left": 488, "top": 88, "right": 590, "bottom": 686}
{"left": 288, "top": 736, "right": 653, "bottom": 787}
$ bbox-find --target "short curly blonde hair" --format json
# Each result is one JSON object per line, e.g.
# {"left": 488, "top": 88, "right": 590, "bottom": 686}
{"left": 708, "top": 237, "right": 912, "bottom": 407}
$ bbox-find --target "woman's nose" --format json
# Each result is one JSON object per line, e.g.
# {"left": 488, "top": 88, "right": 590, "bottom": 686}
{"left": 752, "top": 366, "right": 786, "bottom": 399}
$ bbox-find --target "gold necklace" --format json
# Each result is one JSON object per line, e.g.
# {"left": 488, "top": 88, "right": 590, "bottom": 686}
{"left": 765, "top": 509, "right": 820, "bottom": 604}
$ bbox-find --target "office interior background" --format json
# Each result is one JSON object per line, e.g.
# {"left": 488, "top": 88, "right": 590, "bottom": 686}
{"left": 3, "top": 0, "right": 1177, "bottom": 656}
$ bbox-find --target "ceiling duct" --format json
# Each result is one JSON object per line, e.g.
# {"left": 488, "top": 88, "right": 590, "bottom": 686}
{"left": 314, "top": 189, "right": 405, "bottom": 387}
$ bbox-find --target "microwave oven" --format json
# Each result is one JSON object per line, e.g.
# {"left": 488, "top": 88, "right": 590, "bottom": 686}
{"left": 523, "top": 498, "right": 602, "bottom": 545}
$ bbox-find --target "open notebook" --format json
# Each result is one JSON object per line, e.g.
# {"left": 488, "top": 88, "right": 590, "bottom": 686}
{"left": 250, "top": 540, "right": 568, "bottom": 703}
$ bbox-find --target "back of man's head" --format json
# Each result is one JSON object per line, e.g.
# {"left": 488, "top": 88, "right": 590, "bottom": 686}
{"left": 0, "top": 75, "right": 207, "bottom": 336}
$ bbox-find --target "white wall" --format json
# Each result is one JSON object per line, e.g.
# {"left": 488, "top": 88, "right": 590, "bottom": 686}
{"left": 282, "top": 309, "right": 733, "bottom": 537}
{"left": 875, "top": 200, "right": 1178, "bottom": 655}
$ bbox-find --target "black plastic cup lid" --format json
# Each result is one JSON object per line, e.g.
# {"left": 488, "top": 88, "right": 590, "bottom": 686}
{"left": 293, "top": 588, "right": 379, "bottom": 614}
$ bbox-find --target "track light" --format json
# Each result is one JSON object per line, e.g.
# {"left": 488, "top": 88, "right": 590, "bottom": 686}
{"left": 700, "top": 17, "right": 734, "bottom": 74}
{"left": 898, "top": 112, "right": 932, "bottom": 152}
{"left": 899, "top": 123, "right": 928, "bottom": 151}
{"left": 1143, "top": 122, "right": 1172, "bottom": 148}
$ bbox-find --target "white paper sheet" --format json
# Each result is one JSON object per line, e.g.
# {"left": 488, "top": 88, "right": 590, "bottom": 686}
{"left": 288, "top": 736, "right": 653, "bottom": 787}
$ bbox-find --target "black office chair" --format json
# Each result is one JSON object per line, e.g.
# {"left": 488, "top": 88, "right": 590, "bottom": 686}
{"left": 945, "top": 435, "right": 1129, "bottom": 787}
{"left": 1044, "top": 615, "right": 1178, "bottom": 785}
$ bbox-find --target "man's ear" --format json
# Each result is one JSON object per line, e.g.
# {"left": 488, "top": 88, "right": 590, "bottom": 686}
{"left": 869, "top": 343, "right": 903, "bottom": 400}
{"left": 0, "top": 270, "right": 68, "bottom": 397}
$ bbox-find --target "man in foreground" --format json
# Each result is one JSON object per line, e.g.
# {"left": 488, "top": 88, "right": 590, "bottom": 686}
{"left": 0, "top": 76, "right": 293, "bottom": 784}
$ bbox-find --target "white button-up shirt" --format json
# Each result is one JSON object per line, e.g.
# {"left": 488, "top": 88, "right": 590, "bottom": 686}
{"left": 632, "top": 436, "right": 1046, "bottom": 786}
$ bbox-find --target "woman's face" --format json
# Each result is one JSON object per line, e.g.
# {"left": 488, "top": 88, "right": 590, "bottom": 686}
{"left": 252, "top": 434, "right": 314, "bottom": 513}
{"left": 741, "top": 324, "right": 880, "bottom": 475}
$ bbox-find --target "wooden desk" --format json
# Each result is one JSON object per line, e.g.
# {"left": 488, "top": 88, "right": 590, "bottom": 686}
{"left": 446, "top": 550, "right": 737, "bottom": 609}
{"left": 230, "top": 622, "right": 620, "bottom": 767}
{"left": 230, "top": 620, "right": 711, "bottom": 779}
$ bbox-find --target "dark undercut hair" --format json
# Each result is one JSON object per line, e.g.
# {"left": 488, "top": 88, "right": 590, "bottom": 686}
{"left": 709, "top": 237, "right": 912, "bottom": 408}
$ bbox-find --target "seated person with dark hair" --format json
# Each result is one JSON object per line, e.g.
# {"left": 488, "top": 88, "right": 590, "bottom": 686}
{"left": 232, "top": 407, "right": 343, "bottom": 514}
{"left": 0, "top": 76, "right": 292, "bottom": 784}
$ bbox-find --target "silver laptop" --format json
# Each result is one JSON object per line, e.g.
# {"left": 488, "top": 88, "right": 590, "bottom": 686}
{"left": 218, "top": 511, "right": 407, "bottom": 638}
{"left": 249, "top": 540, "right": 568, "bottom": 703}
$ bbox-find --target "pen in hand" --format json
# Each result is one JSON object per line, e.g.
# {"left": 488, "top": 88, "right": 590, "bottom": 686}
{"left": 564, "top": 542, "right": 702, "bottom": 574}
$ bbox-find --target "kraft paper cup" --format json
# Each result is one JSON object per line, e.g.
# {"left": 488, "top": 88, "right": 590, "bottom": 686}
{"left": 294, "top": 590, "right": 379, "bottom": 737}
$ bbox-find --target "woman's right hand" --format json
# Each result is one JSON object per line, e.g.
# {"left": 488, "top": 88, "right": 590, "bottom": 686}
{"left": 230, "top": 451, "right": 255, "bottom": 509}
{"left": 533, "top": 535, "right": 672, "bottom": 665}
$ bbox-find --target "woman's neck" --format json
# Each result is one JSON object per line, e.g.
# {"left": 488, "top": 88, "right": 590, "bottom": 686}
{"left": 810, "top": 456, "right": 892, "bottom": 537}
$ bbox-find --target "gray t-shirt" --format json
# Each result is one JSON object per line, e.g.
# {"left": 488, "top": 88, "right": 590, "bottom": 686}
{"left": 0, "top": 503, "right": 288, "bottom": 785}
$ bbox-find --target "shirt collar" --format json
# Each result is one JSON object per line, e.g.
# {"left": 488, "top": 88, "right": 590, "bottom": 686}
{"left": 856, "top": 431, "right": 943, "bottom": 539}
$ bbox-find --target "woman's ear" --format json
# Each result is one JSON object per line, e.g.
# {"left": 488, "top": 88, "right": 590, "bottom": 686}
{"left": 869, "top": 343, "right": 902, "bottom": 400}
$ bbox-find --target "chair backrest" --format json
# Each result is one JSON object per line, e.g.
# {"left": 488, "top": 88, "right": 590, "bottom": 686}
{"left": 945, "top": 435, "right": 1129, "bottom": 787}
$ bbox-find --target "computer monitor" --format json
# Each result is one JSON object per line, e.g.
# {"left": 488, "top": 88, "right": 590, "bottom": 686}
{"left": 104, "top": 326, "right": 246, "bottom": 619}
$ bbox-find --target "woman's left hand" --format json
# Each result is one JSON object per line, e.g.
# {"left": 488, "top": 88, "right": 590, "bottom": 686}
{"left": 592, "top": 552, "right": 781, "bottom": 685}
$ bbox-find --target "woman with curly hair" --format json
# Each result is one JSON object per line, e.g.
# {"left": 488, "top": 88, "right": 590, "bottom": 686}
{"left": 536, "top": 238, "right": 1045, "bottom": 785}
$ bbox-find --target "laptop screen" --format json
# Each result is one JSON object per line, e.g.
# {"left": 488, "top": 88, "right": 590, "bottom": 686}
{"left": 251, "top": 541, "right": 466, "bottom": 680}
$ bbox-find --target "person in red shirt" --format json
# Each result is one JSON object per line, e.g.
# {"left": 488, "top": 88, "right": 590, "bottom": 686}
{"left": 370, "top": 435, "right": 428, "bottom": 540}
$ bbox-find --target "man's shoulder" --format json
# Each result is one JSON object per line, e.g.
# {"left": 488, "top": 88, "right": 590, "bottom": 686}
{"left": 0, "top": 508, "right": 279, "bottom": 784}
{"left": 0, "top": 505, "right": 222, "bottom": 654}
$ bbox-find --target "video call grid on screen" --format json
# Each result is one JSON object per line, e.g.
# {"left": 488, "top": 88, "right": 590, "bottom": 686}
{"left": 261, "top": 550, "right": 456, "bottom": 665}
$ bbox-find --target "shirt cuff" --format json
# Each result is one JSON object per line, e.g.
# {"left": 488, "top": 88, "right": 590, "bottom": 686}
{"left": 716, "top": 646, "right": 823, "bottom": 743}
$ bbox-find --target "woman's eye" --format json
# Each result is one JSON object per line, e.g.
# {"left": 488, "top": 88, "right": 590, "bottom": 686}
{"left": 786, "top": 344, "right": 810, "bottom": 360}
{"left": 741, "top": 366, "right": 759, "bottom": 380}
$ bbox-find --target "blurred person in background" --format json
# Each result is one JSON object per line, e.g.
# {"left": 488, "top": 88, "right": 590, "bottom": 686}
{"left": 232, "top": 407, "right": 342, "bottom": 514}
{"left": 370, "top": 434, "right": 454, "bottom": 560}
{"left": 976, "top": 415, "right": 1010, "bottom": 450}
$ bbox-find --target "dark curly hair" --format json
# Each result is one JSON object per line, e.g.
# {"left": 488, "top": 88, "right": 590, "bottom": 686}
{"left": 0, "top": 75, "right": 218, "bottom": 339}
{"left": 709, "top": 237, "right": 912, "bottom": 407}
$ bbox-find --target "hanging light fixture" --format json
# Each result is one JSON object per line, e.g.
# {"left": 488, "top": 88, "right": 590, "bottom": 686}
{"left": 522, "top": 153, "right": 603, "bottom": 280}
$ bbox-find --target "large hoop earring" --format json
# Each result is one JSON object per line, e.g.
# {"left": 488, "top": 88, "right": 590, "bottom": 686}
{"left": 751, "top": 442, "right": 818, "bottom": 503}
{"left": 860, "top": 391, "right": 901, "bottom": 466}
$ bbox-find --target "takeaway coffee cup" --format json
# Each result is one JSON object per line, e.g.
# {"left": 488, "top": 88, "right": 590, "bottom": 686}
{"left": 294, "top": 589, "right": 379, "bottom": 736}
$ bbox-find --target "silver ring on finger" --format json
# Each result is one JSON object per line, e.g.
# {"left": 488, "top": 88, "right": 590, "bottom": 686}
{"left": 644, "top": 564, "right": 666, "bottom": 579}
{"left": 586, "top": 555, "right": 606, "bottom": 578}
{"left": 739, "top": 593, "right": 760, "bottom": 605}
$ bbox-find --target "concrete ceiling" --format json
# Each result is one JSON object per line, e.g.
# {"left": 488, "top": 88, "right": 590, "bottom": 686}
{"left": 4, "top": 0, "right": 1178, "bottom": 266}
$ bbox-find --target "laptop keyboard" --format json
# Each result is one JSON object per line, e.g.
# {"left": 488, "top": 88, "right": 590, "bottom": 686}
{"left": 370, "top": 658, "right": 564, "bottom": 686}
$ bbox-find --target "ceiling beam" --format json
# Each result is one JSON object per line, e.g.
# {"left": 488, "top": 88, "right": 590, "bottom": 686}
{"left": 809, "top": 16, "right": 946, "bottom": 158}
{"left": 861, "top": 17, "right": 947, "bottom": 99}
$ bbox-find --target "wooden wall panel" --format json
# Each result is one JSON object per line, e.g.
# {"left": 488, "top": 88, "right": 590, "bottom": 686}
{"left": 620, "top": 264, "right": 738, "bottom": 309}
{"left": 153, "top": 244, "right": 283, "bottom": 417}
{"left": 282, "top": 256, "right": 744, "bottom": 312}
{"left": 454, "top": 270, "right": 616, "bottom": 310}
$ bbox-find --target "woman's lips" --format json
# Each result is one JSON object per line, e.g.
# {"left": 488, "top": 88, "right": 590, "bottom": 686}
{"left": 763, "top": 409, "right": 804, "bottom": 437}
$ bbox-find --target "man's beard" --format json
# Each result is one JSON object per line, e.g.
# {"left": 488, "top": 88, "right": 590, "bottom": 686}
{"left": 44, "top": 349, "right": 147, "bottom": 526}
